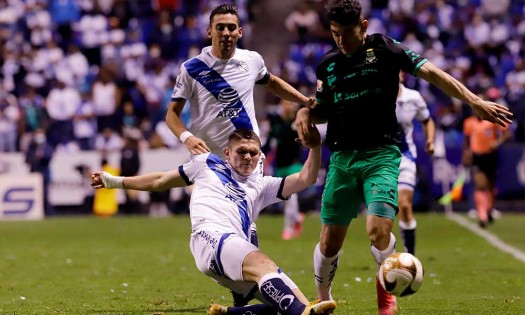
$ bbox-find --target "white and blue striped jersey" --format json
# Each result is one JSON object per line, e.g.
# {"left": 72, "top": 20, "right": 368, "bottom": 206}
{"left": 172, "top": 46, "right": 269, "bottom": 159}
{"left": 178, "top": 153, "right": 286, "bottom": 239}
{"left": 395, "top": 84, "right": 430, "bottom": 161}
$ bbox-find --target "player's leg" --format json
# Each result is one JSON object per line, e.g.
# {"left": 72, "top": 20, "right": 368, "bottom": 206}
{"left": 472, "top": 170, "right": 491, "bottom": 227}
{"left": 314, "top": 151, "right": 360, "bottom": 301}
{"left": 282, "top": 193, "right": 300, "bottom": 240}
{"left": 225, "top": 239, "right": 335, "bottom": 315}
{"left": 397, "top": 156, "right": 417, "bottom": 254}
{"left": 362, "top": 145, "right": 401, "bottom": 315}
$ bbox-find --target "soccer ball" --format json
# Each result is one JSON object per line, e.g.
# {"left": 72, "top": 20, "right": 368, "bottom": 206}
{"left": 378, "top": 252, "right": 424, "bottom": 297}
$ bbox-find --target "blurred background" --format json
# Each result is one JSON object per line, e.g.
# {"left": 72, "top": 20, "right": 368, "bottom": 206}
{"left": 0, "top": 0, "right": 523, "bottom": 220}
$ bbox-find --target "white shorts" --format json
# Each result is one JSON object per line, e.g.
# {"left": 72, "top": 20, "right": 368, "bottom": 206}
{"left": 190, "top": 228, "right": 259, "bottom": 296}
{"left": 398, "top": 155, "right": 416, "bottom": 191}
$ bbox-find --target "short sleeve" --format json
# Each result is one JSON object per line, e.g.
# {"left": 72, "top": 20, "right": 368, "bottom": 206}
{"left": 171, "top": 64, "right": 193, "bottom": 101}
{"left": 178, "top": 153, "right": 210, "bottom": 184}
{"left": 383, "top": 35, "right": 428, "bottom": 76}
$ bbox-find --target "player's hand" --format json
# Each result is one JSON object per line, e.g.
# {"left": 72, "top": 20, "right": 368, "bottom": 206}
{"left": 297, "top": 124, "right": 321, "bottom": 149}
{"left": 91, "top": 171, "right": 106, "bottom": 189}
{"left": 472, "top": 101, "right": 513, "bottom": 127}
{"left": 304, "top": 97, "right": 317, "bottom": 109}
{"left": 185, "top": 136, "right": 211, "bottom": 155}
{"left": 295, "top": 108, "right": 315, "bottom": 145}
{"left": 425, "top": 141, "right": 434, "bottom": 155}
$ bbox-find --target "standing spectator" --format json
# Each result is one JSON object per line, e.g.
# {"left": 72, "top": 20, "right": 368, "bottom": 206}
{"left": 18, "top": 85, "right": 49, "bottom": 151}
{"left": 49, "top": 0, "right": 80, "bottom": 51}
{"left": 92, "top": 66, "right": 121, "bottom": 132}
{"left": 119, "top": 131, "right": 142, "bottom": 214}
{"left": 263, "top": 99, "right": 305, "bottom": 240}
{"left": 0, "top": 86, "right": 19, "bottom": 152}
{"left": 45, "top": 79, "right": 81, "bottom": 148}
{"left": 25, "top": 128, "right": 54, "bottom": 215}
{"left": 294, "top": 1, "right": 512, "bottom": 314}
{"left": 73, "top": 91, "right": 97, "bottom": 151}
{"left": 285, "top": 1, "right": 322, "bottom": 44}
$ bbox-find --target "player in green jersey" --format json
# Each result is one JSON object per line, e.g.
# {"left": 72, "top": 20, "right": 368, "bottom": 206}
{"left": 294, "top": 1, "right": 513, "bottom": 314}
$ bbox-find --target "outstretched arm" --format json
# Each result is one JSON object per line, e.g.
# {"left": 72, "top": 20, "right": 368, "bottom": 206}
{"left": 165, "top": 99, "right": 211, "bottom": 154}
{"left": 91, "top": 169, "right": 187, "bottom": 191}
{"left": 265, "top": 73, "right": 315, "bottom": 107}
{"left": 280, "top": 125, "right": 322, "bottom": 198}
{"left": 417, "top": 62, "right": 513, "bottom": 127}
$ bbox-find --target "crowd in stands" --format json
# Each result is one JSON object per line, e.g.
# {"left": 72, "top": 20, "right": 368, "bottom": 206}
{"left": 0, "top": 0, "right": 256, "bottom": 155}
{"left": 277, "top": 0, "right": 525, "bottom": 146}
{"left": 0, "top": 0, "right": 524, "bottom": 158}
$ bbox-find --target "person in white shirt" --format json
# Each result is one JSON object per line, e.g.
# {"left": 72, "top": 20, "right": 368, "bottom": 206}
{"left": 395, "top": 72, "right": 435, "bottom": 255}
{"left": 91, "top": 128, "right": 336, "bottom": 315}
{"left": 165, "top": 5, "right": 314, "bottom": 305}
{"left": 166, "top": 4, "right": 313, "bottom": 159}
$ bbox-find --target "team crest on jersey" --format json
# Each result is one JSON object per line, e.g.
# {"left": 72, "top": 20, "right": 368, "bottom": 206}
{"left": 316, "top": 80, "right": 323, "bottom": 92}
{"left": 238, "top": 60, "right": 249, "bottom": 72}
{"left": 365, "top": 49, "right": 377, "bottom": 64}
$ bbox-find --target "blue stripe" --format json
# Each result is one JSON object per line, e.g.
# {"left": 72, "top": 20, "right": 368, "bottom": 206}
{"left": 185, "top": 58, "right": 253, "bottom": 130}
{"left": 206, "top": 154, "right": 251, "bottom": 238}
{"left": 215, "top": 233, "right": 233, "bottom": 277}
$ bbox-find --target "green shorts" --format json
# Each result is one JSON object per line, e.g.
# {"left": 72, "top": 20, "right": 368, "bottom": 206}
{"left": 321, "top": 145, "right": 401, "bottom": 225}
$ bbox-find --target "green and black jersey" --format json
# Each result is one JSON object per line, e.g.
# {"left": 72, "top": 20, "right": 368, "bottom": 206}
{"left": 311, "top": 33, "right": 428, "bottom": 151}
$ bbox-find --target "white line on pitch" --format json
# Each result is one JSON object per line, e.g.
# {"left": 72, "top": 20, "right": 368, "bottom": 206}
{"left": 446, "top": 212, "right": 525, "bottom": 263}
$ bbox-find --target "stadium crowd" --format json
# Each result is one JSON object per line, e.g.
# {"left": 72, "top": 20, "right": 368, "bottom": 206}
{"left": 0, "top": 0, "right": 523, "bottom": 215}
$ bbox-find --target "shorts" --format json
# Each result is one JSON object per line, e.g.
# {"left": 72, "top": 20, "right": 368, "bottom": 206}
{"left": 398, "top": 155, "right": 416, "bottom": 191}
{"left": 472, "top": 152, "right": 498, "bottom": 182}
{"left": 321, "top": 145, "right": 401, "bottom": 225}
{"left": 190, "top": 228, "right": 259, "bottom": 296}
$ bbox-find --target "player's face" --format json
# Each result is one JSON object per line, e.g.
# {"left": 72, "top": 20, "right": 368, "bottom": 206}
{"left": 208, "top": 14, "right": 242, "bottom": 59}
{"left": 330, "top": 19, "right": 367, "bottom": 54}
{"left": 225, "top": 139, "right": 261, "bottom": 176}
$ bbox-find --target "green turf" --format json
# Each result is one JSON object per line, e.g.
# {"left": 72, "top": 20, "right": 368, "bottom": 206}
{"left": 0, "top": 213, "right": 523, "bottom": 314}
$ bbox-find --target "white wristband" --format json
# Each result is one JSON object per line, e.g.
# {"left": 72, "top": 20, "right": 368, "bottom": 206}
{"left": 101, "top": 172, "right": 124, "bottom": 189}
{"left": 179, "top": 131, "right": 194, "bottom": 143}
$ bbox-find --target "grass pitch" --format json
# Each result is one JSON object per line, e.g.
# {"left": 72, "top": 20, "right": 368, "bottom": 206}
{"left": 0, "top": 213, "right": 523, "bottom": 314}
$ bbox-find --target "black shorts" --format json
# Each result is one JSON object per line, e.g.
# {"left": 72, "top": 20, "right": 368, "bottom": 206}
{"left": 472, "top": 152, "right": 498, "bottom": 181}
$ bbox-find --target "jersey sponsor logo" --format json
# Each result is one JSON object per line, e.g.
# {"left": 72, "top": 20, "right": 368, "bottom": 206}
{"left": 218, "top": 87, "right": 240, "bottom": 108}
{"left": 261, "top": 280, "right": 295, "bottom": 311}
{"left": 365, "top": 48, "right": 377, "bottom": 64}
{"left": 199, "top": 70, "right": 211, "bottom": 76}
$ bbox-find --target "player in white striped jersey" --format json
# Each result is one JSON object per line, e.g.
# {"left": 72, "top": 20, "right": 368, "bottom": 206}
{"left": 165, "top": 5, "right": 313, "bottom": 305}
{"left": 395, "top": 72, "right": 435, "bottom": 255}
{"left": 166, "top": 4, "right": 313, "bottom": 159}
{"left": 91, "top": 129, "right": 336, "bottom": 315}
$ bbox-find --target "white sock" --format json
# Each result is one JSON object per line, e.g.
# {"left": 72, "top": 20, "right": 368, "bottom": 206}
{"left": 313, "top": 243, "right": 339, "bottom": 301}
{"left": 371, "top": 232, "right": 396, "bottom": 268}
{"left": 399, "top": 219, "right": 417, "bottom": 230}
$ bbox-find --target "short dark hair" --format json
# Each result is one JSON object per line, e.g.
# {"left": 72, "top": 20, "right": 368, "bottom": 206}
{"left": 209, "top": 4, "right": 240, "bottom": 25}
{"left": 325, "top": 0, "right": 362, "bottom": 26}
{"left": 228, "top": 129, "right": 261, "bottom": 147}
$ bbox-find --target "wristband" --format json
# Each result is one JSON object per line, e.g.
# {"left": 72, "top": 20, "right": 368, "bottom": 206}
{"left": 101, "top": 172, "right": 124, "bottom": 189}
{"left": 179, "top": 131, "right": 194, "bottom": 143}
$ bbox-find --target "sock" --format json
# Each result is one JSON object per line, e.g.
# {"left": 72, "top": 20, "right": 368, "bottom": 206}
{"left": 399, "top": 219, "right": 417, "bottom": 255}
{"left": 258, "top": 273, "right": 306, "bottom": 315}
{"left": 474, "top": 190, "right": 490, "bottom": 222}
{"left": 226, "top": 304, "right": 278, "bottom": 315}
{"left": 371, "top": 233, "right": 396, "bottom": 268}
{"left": 313, "top": 243, "right": 339, "bottom": 301}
